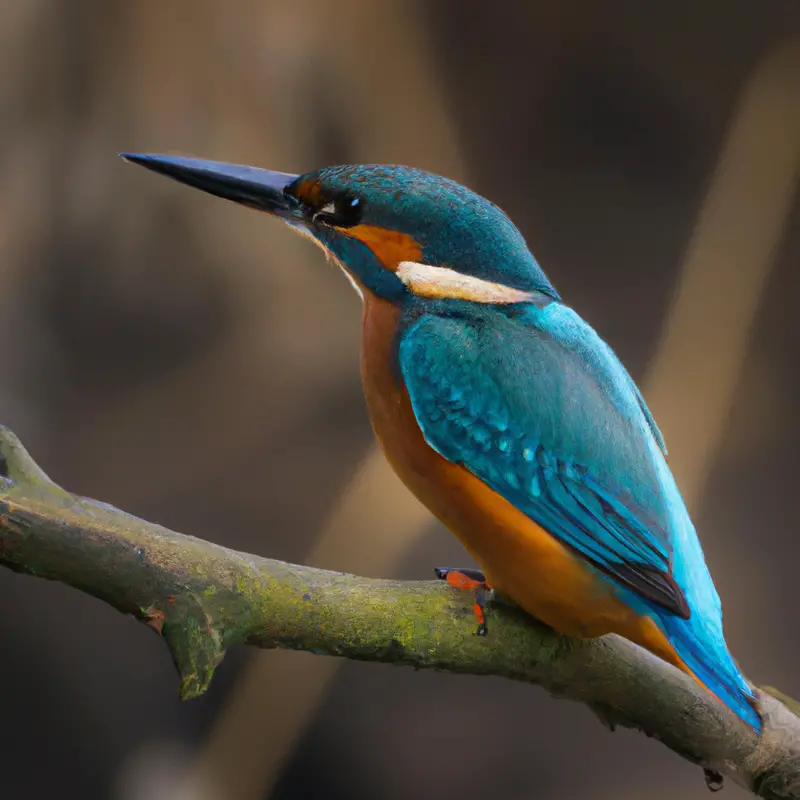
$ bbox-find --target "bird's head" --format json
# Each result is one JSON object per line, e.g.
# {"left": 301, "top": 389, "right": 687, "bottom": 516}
{"left": 122, "top": 155, "right": 559, "bottom": 304}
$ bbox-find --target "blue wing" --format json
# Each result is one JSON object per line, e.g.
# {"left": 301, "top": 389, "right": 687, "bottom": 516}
{"left": 399, "top": 301, "right": 688, "bottom": 617}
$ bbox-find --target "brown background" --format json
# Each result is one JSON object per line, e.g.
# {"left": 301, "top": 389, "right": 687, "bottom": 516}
{"left": 1, "top": 2, "right": 798, "bottom": 799}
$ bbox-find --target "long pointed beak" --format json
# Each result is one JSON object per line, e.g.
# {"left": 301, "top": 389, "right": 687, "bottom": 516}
{"left": 120, "top": 153, "right": 302, "bottom": 219}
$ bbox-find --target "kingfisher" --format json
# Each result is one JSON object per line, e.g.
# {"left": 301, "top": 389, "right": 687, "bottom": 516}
{"left": 122, "top": 153, "right": 761, "bottom": 732}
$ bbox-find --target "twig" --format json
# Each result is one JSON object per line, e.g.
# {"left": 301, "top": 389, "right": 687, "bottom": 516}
{"left": 0, "top": 425, "right": 798, "bottom": 799}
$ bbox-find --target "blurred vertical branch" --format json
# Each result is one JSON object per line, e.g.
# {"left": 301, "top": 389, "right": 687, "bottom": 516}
{"left": 181, "top": 3, "right": 468, "bottom": 800}
{"left": 0, "top": 2, "right": 61, "bottom": 433}
{"left": 644, "top": 40, "right": 800, "bottom": 509}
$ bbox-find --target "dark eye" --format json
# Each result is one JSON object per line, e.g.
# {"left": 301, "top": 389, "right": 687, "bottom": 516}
{"left": 314, "top": 194, "right": 363, "bottom": 228}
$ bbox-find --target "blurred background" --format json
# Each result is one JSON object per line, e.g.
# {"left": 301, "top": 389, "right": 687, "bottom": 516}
{"left": 1, "top": 2, "right": 799, "bottom": 798}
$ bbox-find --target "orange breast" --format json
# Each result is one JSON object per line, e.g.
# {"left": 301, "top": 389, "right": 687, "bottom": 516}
{"left": 359, "top": 296, "right": 692, "bottom": 675}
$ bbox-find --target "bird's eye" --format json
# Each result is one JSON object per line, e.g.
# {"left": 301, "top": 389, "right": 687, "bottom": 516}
{"left": 313, "top": 195, "right": 363, "bottom": 228}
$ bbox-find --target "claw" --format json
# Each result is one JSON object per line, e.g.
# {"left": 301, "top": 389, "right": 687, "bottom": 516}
{"left": 703, "top": 769, "right": 724, "bottom": 792}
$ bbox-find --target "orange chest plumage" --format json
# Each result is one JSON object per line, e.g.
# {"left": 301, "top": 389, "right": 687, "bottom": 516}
{"left": 357, "top": 295, "right": 685, "bottom": 672}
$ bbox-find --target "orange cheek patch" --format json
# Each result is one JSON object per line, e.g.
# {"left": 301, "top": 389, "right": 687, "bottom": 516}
{"left": 337, "top": 224, "right": 422, "bottom": 270}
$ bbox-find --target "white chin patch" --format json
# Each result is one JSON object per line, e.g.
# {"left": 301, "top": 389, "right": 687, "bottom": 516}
{"left": 285, "top": 220, "right": 364, "bottom": 302}
{"left": 337, "top": 264, "right": 364, "bottom": 301}
{"left": 396, "top": 261, "right": 534, "bottom": 304}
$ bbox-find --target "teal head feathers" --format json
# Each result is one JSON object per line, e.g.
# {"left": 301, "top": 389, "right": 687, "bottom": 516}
{"left": 120, "top": 155, "right": 559, "bottom": 303}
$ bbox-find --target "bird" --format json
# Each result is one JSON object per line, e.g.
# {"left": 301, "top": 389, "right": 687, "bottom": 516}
{"left": 121, "top": 152, "right": 761, "bottom": 732}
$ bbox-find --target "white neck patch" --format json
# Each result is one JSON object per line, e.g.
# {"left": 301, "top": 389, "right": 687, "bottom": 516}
{"left": 337, "top": 263, "right": 364, "bottom": 301}
{"left": 396, "top": 261, "right": 534, "bottom": 304}
{"left": 286, "top": 220, "right": 364, "bottom": 301}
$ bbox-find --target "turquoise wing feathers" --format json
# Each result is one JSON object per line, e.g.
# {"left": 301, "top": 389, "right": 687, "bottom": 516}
{"left": 398, "top": 301, "right": 687, "bottom": 616}
{"left": 399, "top": 299, "right": 762, "bottom": 732}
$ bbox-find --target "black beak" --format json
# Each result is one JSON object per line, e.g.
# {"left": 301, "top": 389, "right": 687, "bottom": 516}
{"left": 120, "top": 153, "right": 302, "bottom": 219}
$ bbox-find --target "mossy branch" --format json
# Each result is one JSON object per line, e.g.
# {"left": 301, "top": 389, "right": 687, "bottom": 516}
{"left": 0, "top": 427, "right": 798, "bottom": 798}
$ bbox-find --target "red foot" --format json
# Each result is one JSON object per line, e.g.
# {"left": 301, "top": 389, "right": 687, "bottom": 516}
{"left": 446, "top": 571, "right": 484, "bottom": 591}
{"left": 435, "top": 568, "right": 493, "bottom": 635}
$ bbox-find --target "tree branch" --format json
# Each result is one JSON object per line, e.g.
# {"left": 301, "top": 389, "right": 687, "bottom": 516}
{"left": 0, "top": 426, "right": 798, "bottom": 798}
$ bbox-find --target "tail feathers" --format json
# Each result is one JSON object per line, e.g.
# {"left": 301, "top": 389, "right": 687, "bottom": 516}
{"left": 660, "top": 614, "right": 761, "bottom": 733}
